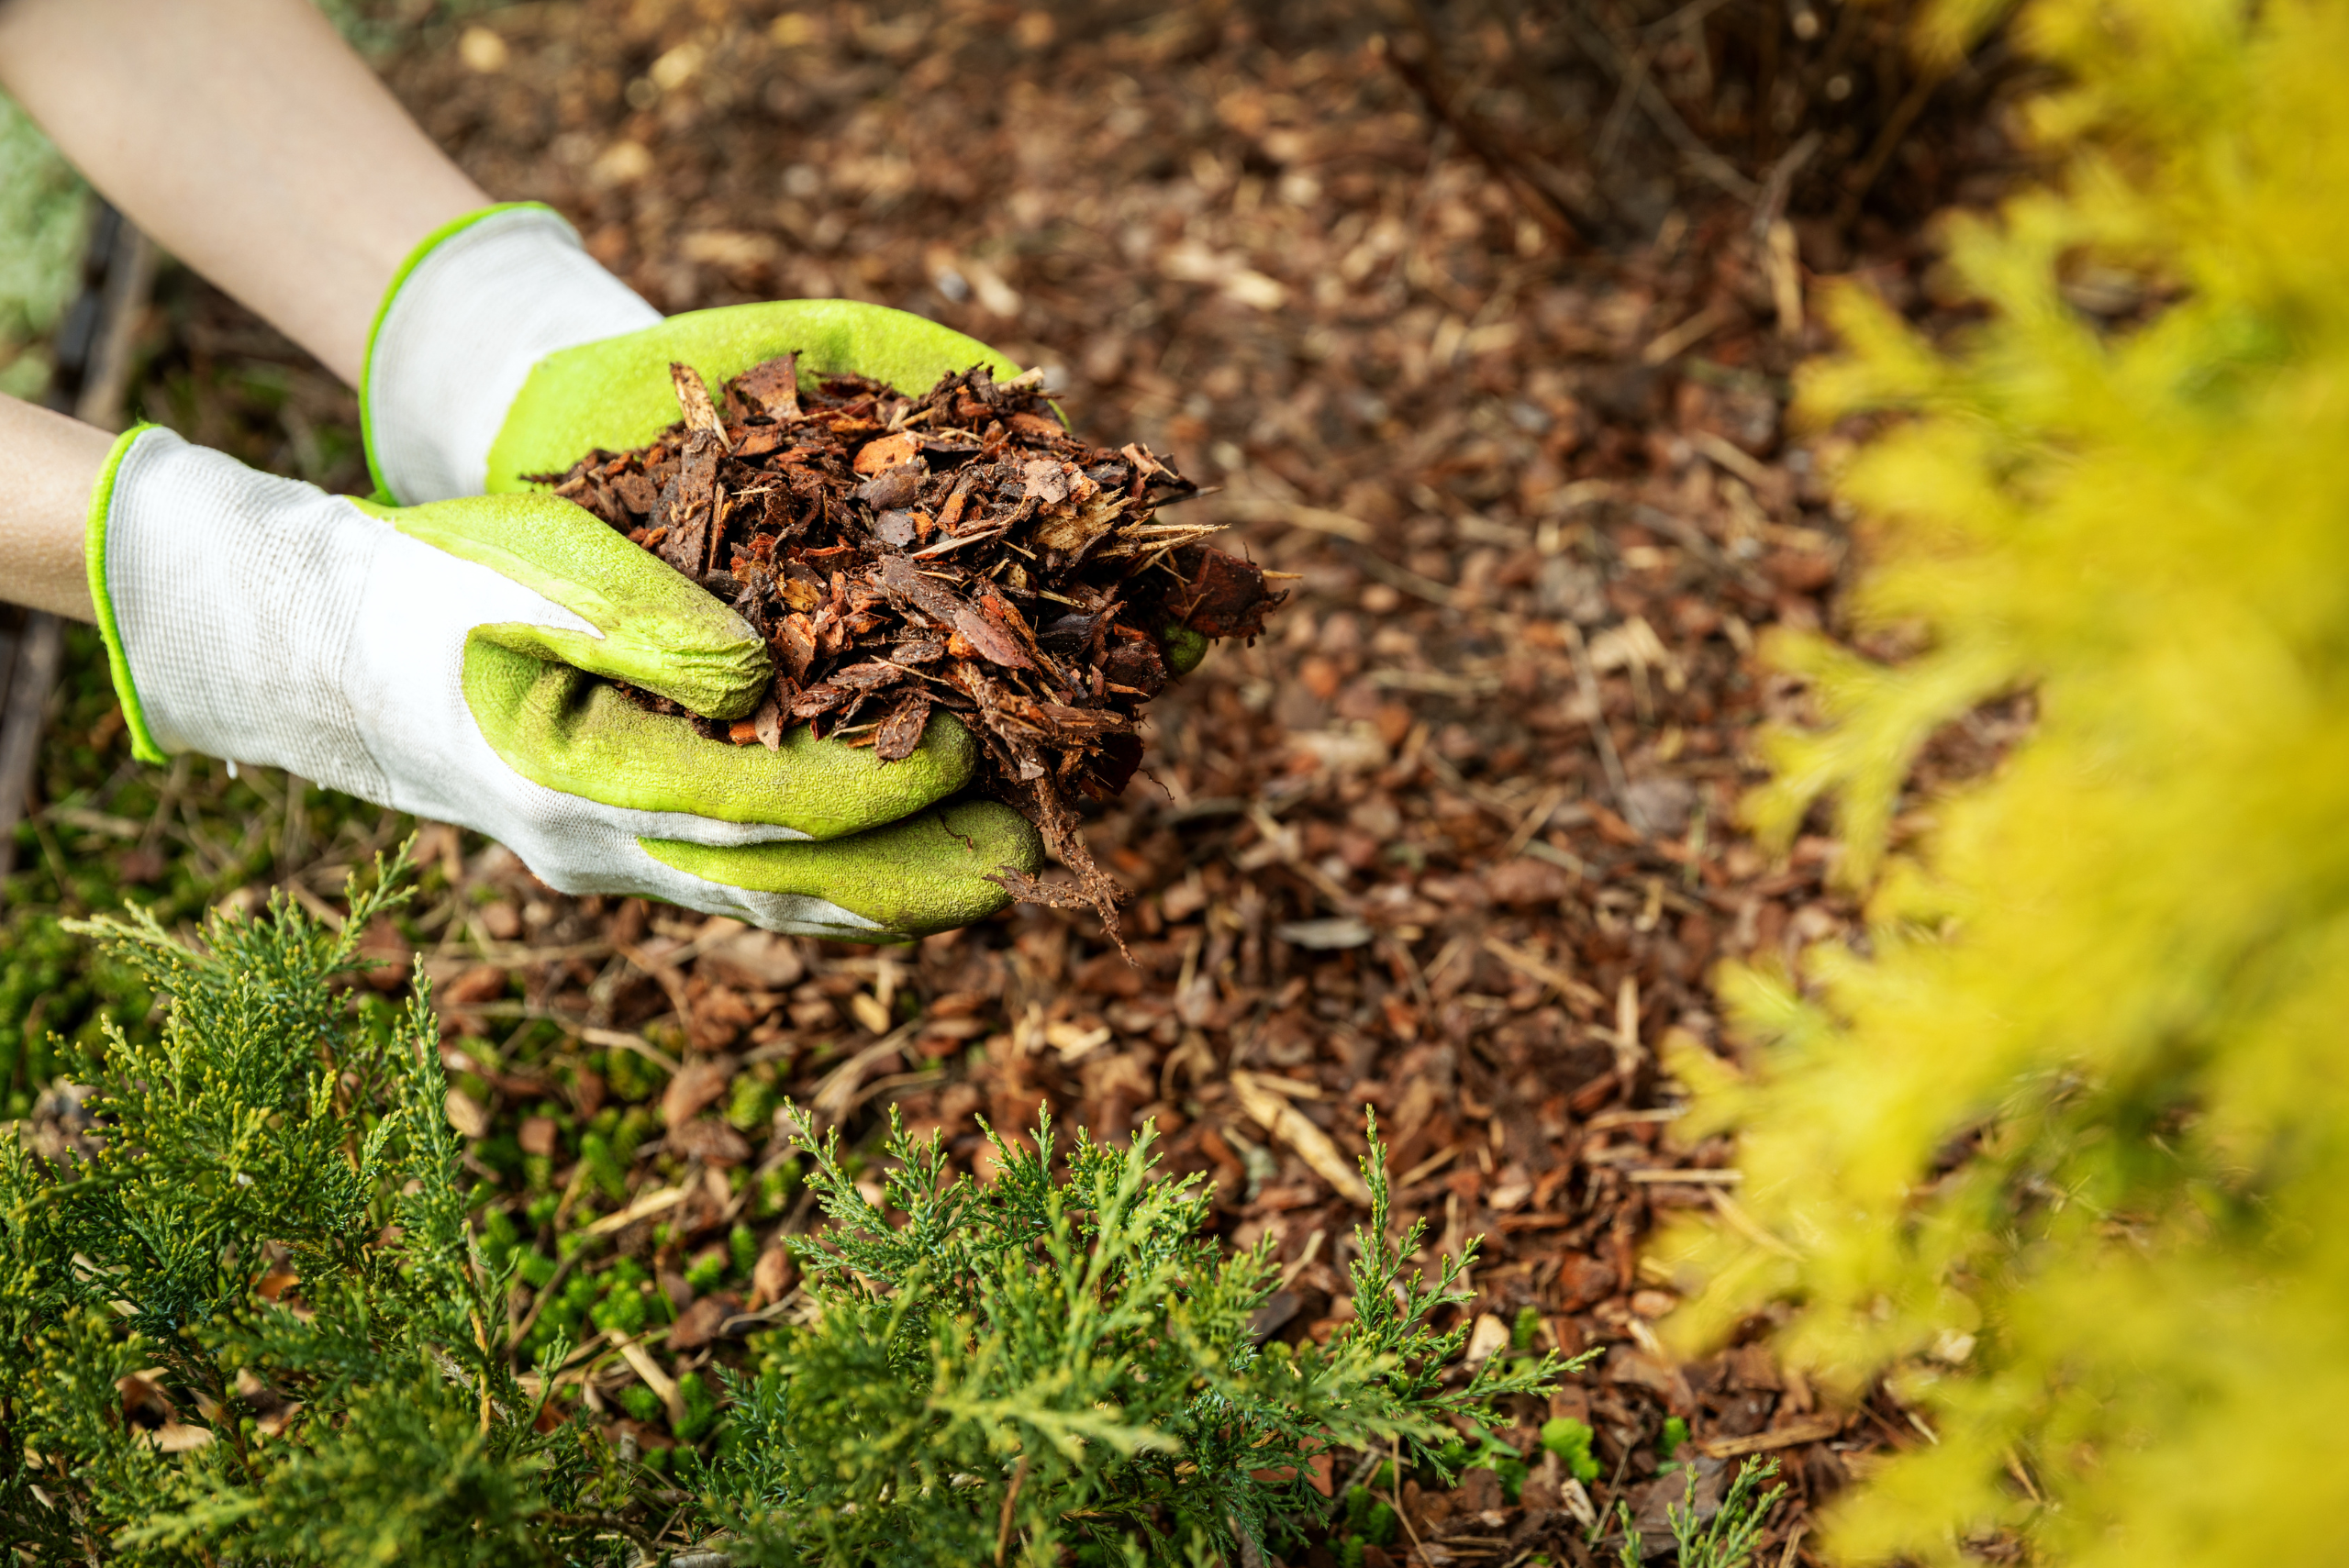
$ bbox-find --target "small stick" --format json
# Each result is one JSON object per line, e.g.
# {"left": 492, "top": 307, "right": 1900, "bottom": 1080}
{"left": 996, "top": 1455, "right": 1028, "bottom": 1565}
{"left": 668, "top": 361, "right": 730, "bottom": 450}
{"left": 1386, "top": 1438, "right": 1425, "bottom": 1553}
{"left": 1563, "top": 622, "right": 1633, "bottom": 816}
{"left": 471, "top": 1312, "right": 495, "bottom": 1434}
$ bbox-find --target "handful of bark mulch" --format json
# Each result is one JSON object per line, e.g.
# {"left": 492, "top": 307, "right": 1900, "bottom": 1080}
{"left": 530, "top": 354, "right": 1285, "bottom": 940}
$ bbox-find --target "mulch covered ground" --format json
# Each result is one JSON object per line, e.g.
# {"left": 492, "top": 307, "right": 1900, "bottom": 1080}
{"left": 17, "top": 1, "right": 2030, "bottom": 1560}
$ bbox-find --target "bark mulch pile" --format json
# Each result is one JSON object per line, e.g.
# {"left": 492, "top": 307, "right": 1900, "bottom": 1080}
{"left": 8, "top": 3, "right": 2031, "bottom": 1562}
{"left": 532, "top": 355, "right": 1280, "bottom": 933}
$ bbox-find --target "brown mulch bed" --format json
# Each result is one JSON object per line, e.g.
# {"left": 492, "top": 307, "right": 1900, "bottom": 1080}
{"left": 67, "top": 1, "right": 2029, "bottom": 1559}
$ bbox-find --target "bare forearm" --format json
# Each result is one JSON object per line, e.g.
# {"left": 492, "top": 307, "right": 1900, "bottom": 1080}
{"left": 0, "top": 395, "right": 113, "bottom": 620}
{"left": 0, "top": 0, "right": 489, "bottom": 385}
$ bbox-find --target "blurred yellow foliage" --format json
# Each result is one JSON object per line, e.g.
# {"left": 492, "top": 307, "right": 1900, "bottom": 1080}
{"left": 1661, "top": 0, "right": 2349, "bottom": 1562}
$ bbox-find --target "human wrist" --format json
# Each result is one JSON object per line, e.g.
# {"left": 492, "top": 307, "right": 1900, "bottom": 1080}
{"left": 362, "top": 203, "right": 659, "bottom": 505}
{"left": 0, "top": 391, "right": 112, "bottom": 621}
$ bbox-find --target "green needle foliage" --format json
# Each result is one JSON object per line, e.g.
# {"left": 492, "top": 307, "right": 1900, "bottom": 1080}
{"left": 1661, "top": 0, "right": 2349, "bottom": 1562}
{"left": 2, "top": 855, "right": 1565, "bottom": 1565}
{"left": 1610, "top": 1460, "right": 1786, "bottom": 1568}
{"left": 705, "top": 1105, "right": 1568, "bottom": 1567}
{"left": 0, "top": 848, "right": 637, "bottom": 1566}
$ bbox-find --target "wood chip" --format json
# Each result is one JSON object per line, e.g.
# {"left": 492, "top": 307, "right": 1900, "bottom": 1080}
{"left": 1230, "top": 1070, "right": 1372, "bottom": 1206}
{"left": 662, "top": 1057, "right": 735, "bottom": 1127}
{"left": 612, "top": 1330, "right": 685, "bottom": 1427}
{"left": 874, "top": 690, "right": 933, "bottom": 761}
{"left": 442, "top": 1087, "right": 488, "bottom": 1140}
{"left": 581, "top": 1185, "right": 687, "bottom": 1237}
{"left": 667, "top": 361, "right": 729, "bottom": 445}
{"left": 733, "top": 350, "right": 799, "bottom": 419}
{"left": 1696, "top": 1413, "right": 1843, "bottom": 1459}
{"left": 1624, "top": 1167, "right": 1743, "bottom": 1184}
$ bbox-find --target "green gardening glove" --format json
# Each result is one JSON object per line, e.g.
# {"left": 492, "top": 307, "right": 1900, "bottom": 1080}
{"left": 86, "top": 419, "right": 1033, "bottom": 941}
{"left": 481, "top": 291, "right": 1211, "bottom": 675}
{"left": 362, "top": 206, "right": 1216, "bottom": 931}
{"left": 363, "top": 207, "right": 1052, "bottom": 935}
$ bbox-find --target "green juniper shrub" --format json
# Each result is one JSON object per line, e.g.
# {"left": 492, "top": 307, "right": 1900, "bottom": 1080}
{"left": 1, "top": 856, "right": 1587, "bottom": 1565}
{"left": 0, "top": 849, "right": 646, "bottom": 1566}
{"left": 3, "top": 617, "right": 413, "bottom": 1121}
{"left": 1609, "top": 1458, "right": 1787, "bottom": 1568}
{"left": 697, "top": 1103, "right": 1581, "bottom": 1567}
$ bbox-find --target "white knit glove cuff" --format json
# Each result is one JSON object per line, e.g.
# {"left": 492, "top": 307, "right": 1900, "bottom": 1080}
{"left": 98, "top": 426, "right": 407, "bottom": 795}
{"left": 362, "top": 204, "right": 660, "bottom": 505}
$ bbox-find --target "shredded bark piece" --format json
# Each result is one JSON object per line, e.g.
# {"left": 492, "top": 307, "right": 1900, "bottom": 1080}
{"left": 668, "top": 361, "right": 729, "bottom": 446}
{"left": 732, "top": 350, "right": 800, "bottom": 420}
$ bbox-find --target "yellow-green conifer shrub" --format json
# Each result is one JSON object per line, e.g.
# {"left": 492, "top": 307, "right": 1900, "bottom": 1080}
{"left": 1658, "top": 0, "right": 2349, "bottom": 1562}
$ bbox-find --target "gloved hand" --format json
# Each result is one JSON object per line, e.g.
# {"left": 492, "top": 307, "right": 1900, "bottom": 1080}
{"left": 357, "top": 204, "right": 1109, "bottom": 933}
{"left": 362, "top": 203, "right": 1031, "bottom": 504}
{"left": 83, "top": 425, "right": 1039, "bottom": 940}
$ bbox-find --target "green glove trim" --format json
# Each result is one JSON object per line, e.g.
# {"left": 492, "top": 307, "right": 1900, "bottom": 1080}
{"left": 640, "top": 798, "right": 1041, "bottom": 940}
{"left": 461, "top": 639, "right": 975, "bottom": 835}
{"left": 485, "top": 300, "right": 1022, "bottom": 493}
{"left": 358, "top": 200, "right": 556, "bottom": 505}
{"left": 84, "top": 423, "right": 166, "bottom": 765}
{"left": 354, "top": 492, "right": 771, "bottom": 720}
